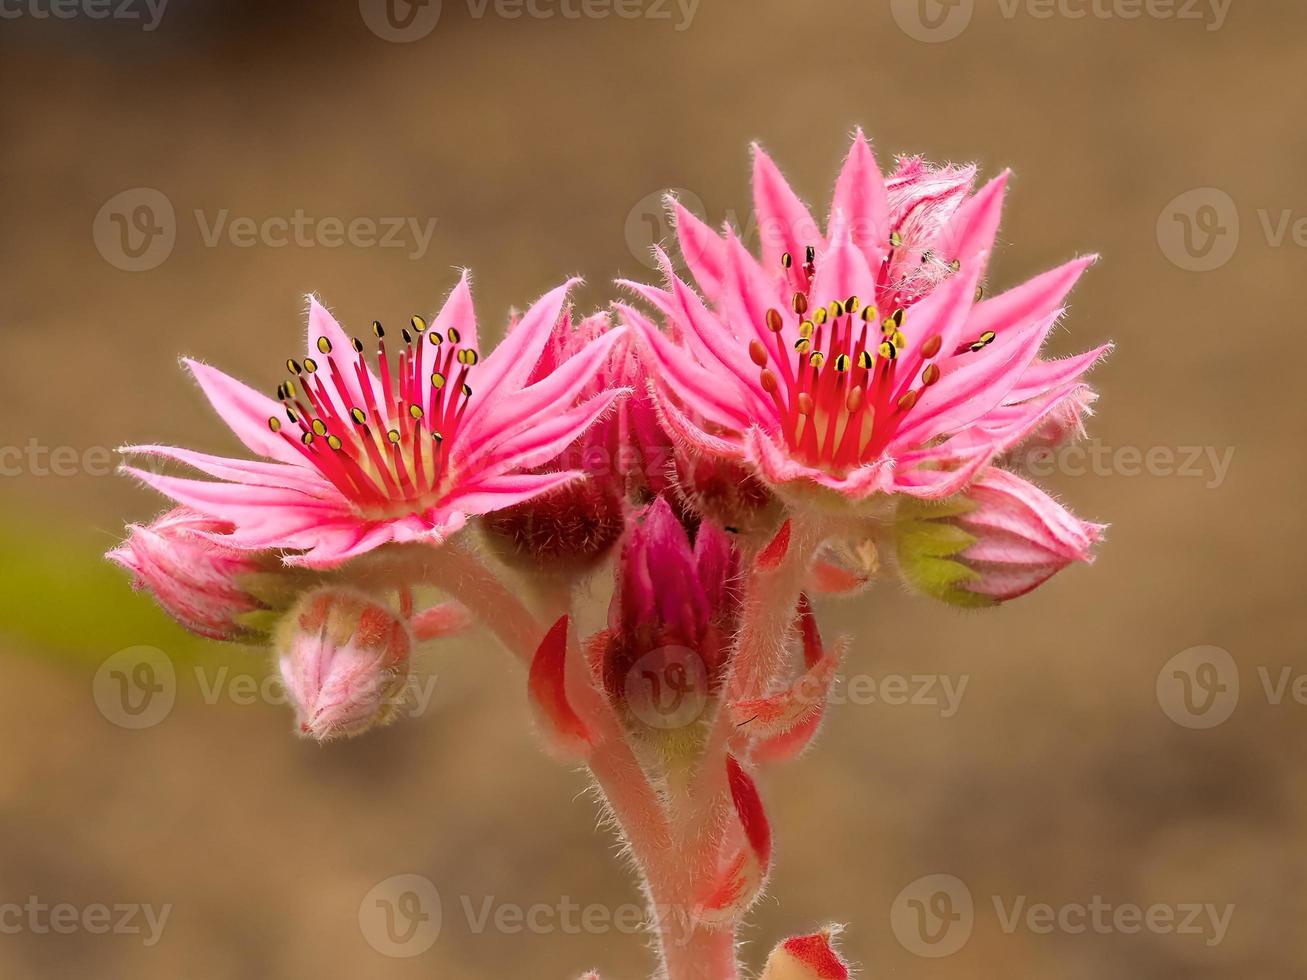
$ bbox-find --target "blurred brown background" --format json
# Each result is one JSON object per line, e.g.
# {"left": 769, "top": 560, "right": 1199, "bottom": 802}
{"left": 2, "top": 1, "right": 1305, "bottom": 977}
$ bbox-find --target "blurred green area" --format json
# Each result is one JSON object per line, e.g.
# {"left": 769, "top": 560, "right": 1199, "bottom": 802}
{"left": 0, "top": 514, "right": 232, "bottom": 669}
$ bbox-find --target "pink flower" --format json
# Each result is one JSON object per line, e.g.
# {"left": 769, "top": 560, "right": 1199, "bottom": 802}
{"left": 895, "top": 467, "right": 1105, "bottom": 606}
{"left": 108, "top": 507, "right": 284, "bottom": 641}
{"left": 277, "top": 587, "right": 412, "bottom": 740}
{"left": 120, "top": 274, "right": 626, "bottom": 568}
{"left": 621, "top": 130, "right": 1111, "bottom": 509}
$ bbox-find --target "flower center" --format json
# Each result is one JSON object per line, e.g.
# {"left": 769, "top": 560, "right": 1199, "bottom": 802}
{"left": 265, "top": 317, "right": 478, "bottom": 519}
{"left": 755, "top": 242, "right": 995, "bottom": 474}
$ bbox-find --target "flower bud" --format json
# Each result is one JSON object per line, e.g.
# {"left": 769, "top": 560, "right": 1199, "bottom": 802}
{"left": 760, "top": 928, "right": 851, "bottom": 980}
{"left": 895, "top": 468, "right": 1103, "bottom": 607}
{"left": 108, "top": 507, "right": 292, "bottom": 641}
{"left": 276, "top": 587, "right": 412, "bottom": 741}
{"left": 595, "top": 497, "right": 740, "bottom": 732}
{"left": 673, "top": 452, "right": 782, "bottom": 541}
{"left": 483, "top": 313, "right": 631, "bottom": 572}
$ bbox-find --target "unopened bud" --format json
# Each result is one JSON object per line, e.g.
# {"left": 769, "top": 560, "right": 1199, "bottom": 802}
{"left": 760, "top": 928, "right": 851, "bottom": 980}
{"left": 276, "top": 587, "right": 412, "bottom": 741}
{"left": 108, "top": 507, "right": 297, "bottom": 641}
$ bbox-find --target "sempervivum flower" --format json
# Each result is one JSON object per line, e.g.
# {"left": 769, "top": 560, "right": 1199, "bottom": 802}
{"left": 108, "top": 507, "right": 292, "bottom": 641}
{"left": 621, "top": 130, "right": 1111, "bottom": 511}
{"left": 120, "top": 275, "right": 626, "bottom": 568}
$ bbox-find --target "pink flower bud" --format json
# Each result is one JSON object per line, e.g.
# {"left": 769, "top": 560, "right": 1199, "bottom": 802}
{"left": 108, "top": 507, "right": 284, "bottom": 641}
{"left": 896, "top": 468, "right": 1104, "bottom": 606}
{"left": 597, "top": 498, "right": 740, "bottom": 722}
{"left": 276, "top": 588, "right": 412, "bottom": 741}
{"left": 484, "top": 313, "right": 632, "bottom": 571}
{"left": 760, "top": 928, "right": 851, "bottom": 980}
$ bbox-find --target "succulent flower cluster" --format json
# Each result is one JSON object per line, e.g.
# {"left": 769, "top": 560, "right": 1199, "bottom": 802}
{"left": 110, "top": 130, "right": 1107, "bottom": 979}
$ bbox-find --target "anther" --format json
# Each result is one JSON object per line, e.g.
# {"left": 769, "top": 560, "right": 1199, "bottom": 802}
{"left": 387, "top": 429, "right": 401, "bottom": 444}
{"left": 350, "top": 407, "right": 367, "bottom": 424}
{"left": 950, "top": 259, "right": 962, "bottom": 273}
{"left": 287, "top": 358, "right": 303, "bottom": 375}
{"left": 829, "top": 300, "right": 845, "bottom": 319}
{"left": 431, "top": 372, "right": 446, "bottom": 389}
{"left": 760, "top": 369, "right": 779, "bottom": 394}
{"left": 861, "top": 305, "right": 879, "bottom": 323}
{"left": 794, "top": 338, "right": 812, "bottom": 354}
{"left": 748, "top": 340, "right": 769, "bottom": 368}
{"left": 428, "top": 332, "right": 443, "bottom": 346}
{"left": 846, "top": 385, "right": 865, "bottom": 413}
{"left": 921, "top": 335, "right": 943, "bottom": 359}
{"left": 856, "top": 350, "right": 874, "bottom": 369}
{"left": 922, "top": 250, "right": 934, "bottom": 265}
{"left": 311, "top": 419, "right": 327, "bottom": 436}
{"left": 797, "top": 393, "right": 814, "bottom": 415}
{"left": 975, "top": 285, "right": 985, "bottom": 302}
{"left": 898, "top": 390, "right": 919, "bottom": 412}
{"left": 457, "top": 349, "right": 480, "bottom": 366}
{"left": 798, "top": 320, "right": 815, "bottom": 339}
{"left": 781, "top": 252, "right": 793, "bottom": 269}
{"left": 409, "top": 404, "right": 424, "bottom": 420}
{"left": 805, "top": 245, "right": 816, "bottom": 265}
{"left": 448, "top": 327, "right": 462, "bottom": 344}
{"left": 317, "top": 337, "right": 332, "bottom": 354}
{"left": 327, "top": 435, "right": 343, "bottom": 451}
{"left": 808, "top": 351, "right": 826, "bottom": 369}
{"left": 402, "top": 328, "right": 413, "bottom": 345}
{"left": 792, "top": 293, "right": 809, "bottom": 316}
{"left": 372, "top": 321, "right": 385, "bottom": 339}
{"left": 922, "top": 364, "right": 941, "bottom": 386}
{"left": 303, "top": 358, "right": 318, "bottom": 374}
{"left": 766, "top": 309, "right": 784, "bottom": 333}
{"left": 814, "top": 307, "right": 829, "bottom": 326}
{"left": 285, "top": 380, "right": 296, "bottom": 399}
{"left": 846, "top": 296, "right": 860, "bottom": 313}
{"left": 834, "top": 353, "right": 851, "bottom": 372}
{"left": 411, "top": 315, "right": 427, "bottom": 333}
{"left": 432, "top": 430, "right": 444, "bottom": 443}
{"left": 301, "top": 432, "right": 314, "bottom": 446}
{"left": 352, "top": 337, "right": 365, "bottom": 353}
{"left": 891, "top": 308, "right": 905, "bottom": 328}
{"left": 268, "top": 416, "right": 282, "bottom": 433}
{"left": 461, "top": 383, "right": 472, "bottom": 397}
{"left": 890, "top": 231, "right": 903, "bottom": 248}
{"left": 879, "top": 340, "right": 898, "bottom": 360}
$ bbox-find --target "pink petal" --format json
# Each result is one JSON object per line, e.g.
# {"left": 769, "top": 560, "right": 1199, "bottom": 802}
{"left": 752, "top": 143, "right": 821, "bottom": 272}
{"left": 184, "top": 359, "right": 302, "bottom": 465}
{"left": 673, "top": 197, "right": 727, "bottom": 299}
{"left": 830, "top": 128, "right": 891, "bottom": 270}
{"left": 438, "top": 469, "right": 586, "bottom": 517}
{"left": 468, "top": 387, "right": 626, "bottom": 479}
{"left": 467, "top": 279, "right": 578, "bottom": 406}
{"left": 121, "top": 444, "right": 333, "bottom": 495}
{"left": 940, "top": 171, "right": 1009, "bottom": 274}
